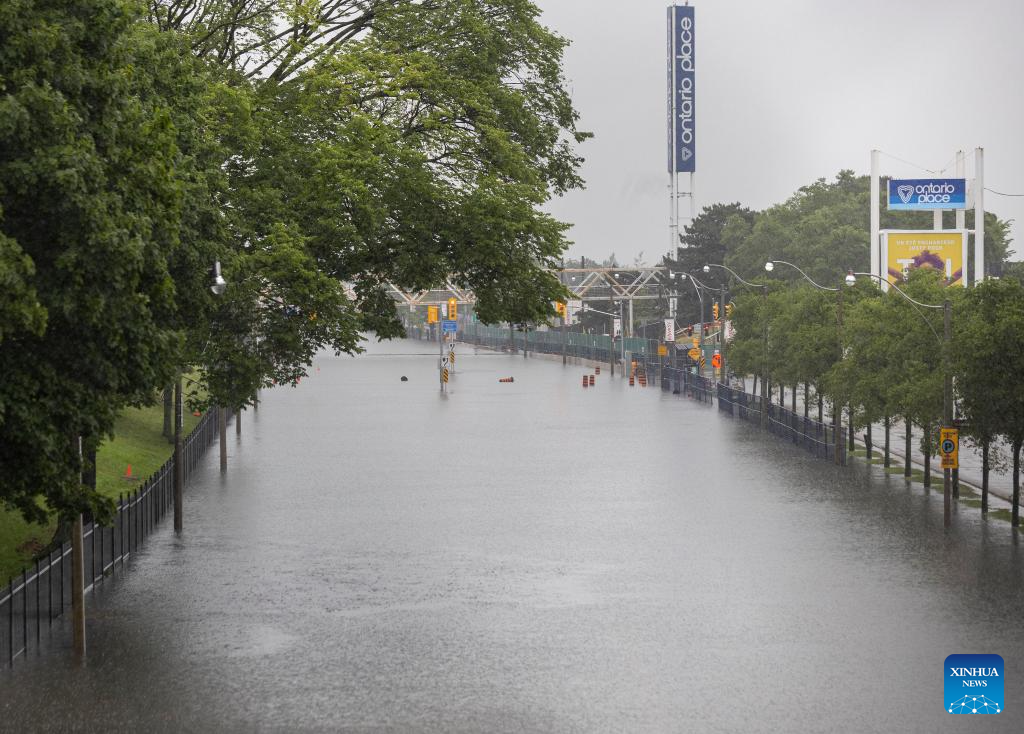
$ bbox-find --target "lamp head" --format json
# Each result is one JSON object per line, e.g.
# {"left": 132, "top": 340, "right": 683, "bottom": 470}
{"left": 211, "top": 260, "right": 227, "bottom": 295}
{"left": 845, "top": 271, "right": 857, "bottom": 287}
{"left": 702, "top": 265, "right": 710, "bottom": 273}
{"left": 764, "top": 261, "right": 775, "bottom": 272}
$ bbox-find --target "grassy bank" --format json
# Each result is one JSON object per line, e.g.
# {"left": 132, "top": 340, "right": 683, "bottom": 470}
{"left": 0, "top": 399, "right": 205, "bottom": 582}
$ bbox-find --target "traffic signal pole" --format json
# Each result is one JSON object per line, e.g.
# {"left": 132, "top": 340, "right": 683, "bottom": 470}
{"left": 719, "top": 285, "right": 727, "bottom": 388}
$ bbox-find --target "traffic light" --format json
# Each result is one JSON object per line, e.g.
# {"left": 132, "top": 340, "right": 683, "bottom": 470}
{"left": 686, "top": 325, "right": 693, "bottom": 336}
{"left": 726, "top": 303, "right": 734, "bottom": 318}
{"left": 712, "top": 303, "right": 719, "bottom": 320}
{"left": 447, "top": 297, "right": 457, "bottom": 320}
{"left": 703, "top": 324, "right": 709, "bottom": 336}
{"left": 555, "top": 301, "right": 567, "bottom": 318}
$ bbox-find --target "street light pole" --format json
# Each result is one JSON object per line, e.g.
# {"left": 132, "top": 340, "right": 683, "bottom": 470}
{"left": 764, "top": 260, "right": 848, "bottom": 460}
{"left": 852, "top": 271, "right": 951, "bottom": 527}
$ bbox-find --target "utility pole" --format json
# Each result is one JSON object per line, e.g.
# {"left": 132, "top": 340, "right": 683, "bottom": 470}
{"left": 835, "top": 287, "right": 844, "bottom": 465}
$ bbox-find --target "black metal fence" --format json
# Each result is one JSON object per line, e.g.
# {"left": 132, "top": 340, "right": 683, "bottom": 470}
{"left": 0, "top": 407, "right": 226, "bottom": 668}
{"left": 717, "top": 385, "right": 845, "bottom": 464}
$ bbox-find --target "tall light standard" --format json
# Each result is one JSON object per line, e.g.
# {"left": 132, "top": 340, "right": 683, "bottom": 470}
{"left": 678, "top": 271, "right": 710, "bottom": 376}
{"left": 703, "top": 263, "right": 766, "bottom": 393}
{"left": 765, "top": 260, "right": 848, "bottom": 465}
{"left": 849, "top": 271, "right": 953, "bottom": 528}
{"left": 175, "top": 261, "right": 228, "bottom": 533}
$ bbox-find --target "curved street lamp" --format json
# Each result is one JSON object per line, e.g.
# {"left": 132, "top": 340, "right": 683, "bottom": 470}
{"left": 765, "top": 260, "right": 849, "bottom": 464}
{"left": 704, "top": 263, "right": 767, "bottom": 398}
{"left": 581, "top": 303, "right": 621, "bottom": 377}
{"left": 848, "top": 271, "right": 953, "bottom": 529}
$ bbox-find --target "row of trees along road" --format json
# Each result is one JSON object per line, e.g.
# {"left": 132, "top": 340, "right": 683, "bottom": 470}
{"left": 664, "top": 172, "right": 1021, "bottom": 526}
{"left": 0, "top": 1, "right": 588, "bottom": 528}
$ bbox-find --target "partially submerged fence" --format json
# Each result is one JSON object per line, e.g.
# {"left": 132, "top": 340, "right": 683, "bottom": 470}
{"left": 717, "top": 385, "right": 845, "bottom": 464}
{"left": 0, "top": 407, "right": 226, "bottom": 668}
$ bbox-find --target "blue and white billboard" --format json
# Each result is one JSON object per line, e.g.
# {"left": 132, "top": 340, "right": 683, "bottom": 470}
{"left": 667, "top": 5, "right": 695, "bottom": 173}
{"left": 887, "top": 178, "right": 967, "bottom": 210}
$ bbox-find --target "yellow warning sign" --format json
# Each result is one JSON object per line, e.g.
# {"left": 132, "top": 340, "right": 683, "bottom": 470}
{"left": 442, "top": 368, "right": 449, "bottom": 383}
{"left": 658, "top": 344, "right": 668, "bottom": 356}
{"left": 688, "top": 347, "right": 701, "bottom": 360}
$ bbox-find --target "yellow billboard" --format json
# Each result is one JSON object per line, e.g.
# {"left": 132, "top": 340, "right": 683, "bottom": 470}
{"left": 882, "top": 230, "right": 968, "bottom": 287}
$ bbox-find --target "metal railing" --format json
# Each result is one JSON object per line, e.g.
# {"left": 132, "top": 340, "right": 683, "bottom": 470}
{"left": 717, "top": 385, "right": 845, "bottom": 464}
{"left": 1, "top": 407, "right": 226, "bottom": 668}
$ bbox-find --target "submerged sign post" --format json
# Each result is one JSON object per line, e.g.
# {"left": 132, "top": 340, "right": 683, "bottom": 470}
{"left": 887, "top": 178, "right": 967, "bottom": 210}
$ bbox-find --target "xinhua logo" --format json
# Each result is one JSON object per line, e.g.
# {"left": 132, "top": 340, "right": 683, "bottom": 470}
{"left": 945, "top": 654, "right": 1004, "bottom": 714}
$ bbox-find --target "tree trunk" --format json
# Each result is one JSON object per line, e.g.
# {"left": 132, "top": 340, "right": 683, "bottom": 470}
{"left": 848, "top": 404, "right": 855, "bottom": 451}
{"left": 904, "top": 419, "right": 912, "bottom": 479}
{"left": 818, "top": 394, "right": 823, "bottom": 424}
{"left": 883, "top": 416, "right": 890, "bottom": 468}
{"left": 803, "top": 384, "right": 809, "bottom": 418}
{"left": 779, "top": 384, "right": 785, "bottom": 407}
{"left": 791, "top": 385, "right": 797, "bottom": 414}
{"left": 162, "top": 385, "right": 173, "bottom": 441}
{"left": 866, "top": 422, "right": 873, "bottom": 460}
{"left": 922, "top": 425, "right": 932, "bottom": 488}
{"left": 981, "top": 439, "right": 989, "bottom": 514}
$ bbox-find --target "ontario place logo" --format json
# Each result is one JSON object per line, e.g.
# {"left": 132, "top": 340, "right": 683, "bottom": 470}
{"left": 897, "top": 185, "right": 915, "bottom": 204}
{"left": 949, "top": 695, "right": 1001, "bottom": 714}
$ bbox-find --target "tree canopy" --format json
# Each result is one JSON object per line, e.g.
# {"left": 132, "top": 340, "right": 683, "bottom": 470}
{"left": 0, "top": 0, "right": 589, "bottom": 523}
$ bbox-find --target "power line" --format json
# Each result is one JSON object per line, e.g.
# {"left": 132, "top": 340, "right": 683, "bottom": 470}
{"left": 985, "top": 188, "right": 1024, "bottom": 198}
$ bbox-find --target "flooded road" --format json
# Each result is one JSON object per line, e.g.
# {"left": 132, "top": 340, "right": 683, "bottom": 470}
{"left": 3, "top": 338, "right": 1023, "bottom": 732}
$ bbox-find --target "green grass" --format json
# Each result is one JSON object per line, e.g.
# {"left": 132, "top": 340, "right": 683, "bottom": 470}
{"left": 0, "top": 390, "right": 207, "bottom": 582}
{"left": 990, "top": 509, "right": 1015, "bottom": 524}
{"left": 960, "top": 499, "right": 984, "bottom": 509}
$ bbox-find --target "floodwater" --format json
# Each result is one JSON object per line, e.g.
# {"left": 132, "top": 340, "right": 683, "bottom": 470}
{"left": 2, "top": 337, "right": 1023, "bottom": 732}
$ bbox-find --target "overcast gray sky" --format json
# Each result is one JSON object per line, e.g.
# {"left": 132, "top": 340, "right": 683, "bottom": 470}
{"left": 533, "top": 0, "right": 1024, "bottom": 266}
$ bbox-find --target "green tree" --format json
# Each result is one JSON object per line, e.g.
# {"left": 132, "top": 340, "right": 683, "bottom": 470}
{"left": 0, "top": 0, "right": 201, "bottom": 522}
{"left": 955, "top": 279, "right": 1024, "bottom": 523}
{"left": 665, "top": 202, "right": 754, "bottom": 326}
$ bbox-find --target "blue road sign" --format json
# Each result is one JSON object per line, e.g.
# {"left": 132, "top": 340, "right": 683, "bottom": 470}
{"left": 888, "top": 178, "right": 967, "bottom": 210}
{"left": 442, "top": 319, "right": 457, "bottom": 333}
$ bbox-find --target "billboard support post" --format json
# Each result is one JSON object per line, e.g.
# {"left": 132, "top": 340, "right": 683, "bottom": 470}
{"left": 955, "top": 151, "right": 966, "bottom": 231}
{"left": 974, "top": 147, "right": 985, "bottom": 284}
{"left": 870, "top": 150, "right": 880, "bottom": 282}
